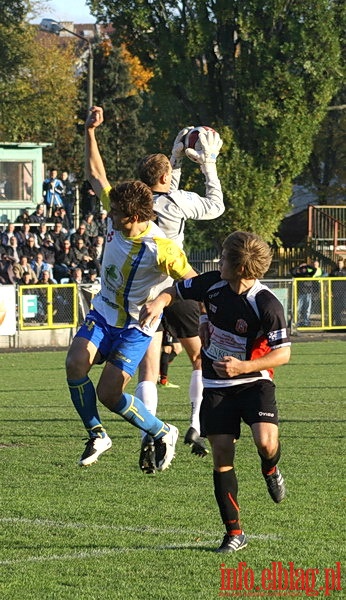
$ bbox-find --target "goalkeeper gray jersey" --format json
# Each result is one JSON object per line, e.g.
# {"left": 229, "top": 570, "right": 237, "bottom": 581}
{"left": 153, "top": 165, "right": 224, "bottom": 249}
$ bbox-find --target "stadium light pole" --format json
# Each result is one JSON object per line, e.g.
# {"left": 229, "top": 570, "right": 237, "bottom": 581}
{"left": 39, "top": 18, "right": 94, "bottom": 110}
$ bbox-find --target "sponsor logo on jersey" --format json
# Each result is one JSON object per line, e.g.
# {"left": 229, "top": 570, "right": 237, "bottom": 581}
{"left": 235, "top": 318, "right": 248, "bottom": 334}
{"left": 258, "top": 411, "right": 274, "bottom": 417}
{"left": 105, "top": 264, "right": 123, "bottom": 291}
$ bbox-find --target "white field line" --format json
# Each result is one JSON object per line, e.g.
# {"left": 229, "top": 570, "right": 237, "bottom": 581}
{"left": 0, "top": 517, "right": 280, "bottom": 565}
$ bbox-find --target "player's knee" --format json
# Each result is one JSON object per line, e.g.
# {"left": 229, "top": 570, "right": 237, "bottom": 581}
{"left": 256, "top": 439, "right": 279, "bottom": 459}
{"left": 65, "top": 349, "right": 88, "bottom": 379}
{"left": 96, "top": 380, "right": 121, "bottom": 410}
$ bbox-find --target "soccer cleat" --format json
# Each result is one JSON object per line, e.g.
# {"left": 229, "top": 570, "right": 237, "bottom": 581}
{"left": 158, "top": 381, "right": 180, "bottom": 389}
{"left": 184, "top": 426, "right": 209, "bottom": 458}
{"left": 79, "top": 433, "right": 112, "bottom": 467}
{"left": 139, "top": 435, "right": 156, "bottom": 474}
{"left": 154, "top": 424, "right": 179, "bottom": 471}
{"left": 215, "top": 531, "right": 248, "bottom": 553}
{"left": 264, "top": 467, "right": 286, "bottom": 503}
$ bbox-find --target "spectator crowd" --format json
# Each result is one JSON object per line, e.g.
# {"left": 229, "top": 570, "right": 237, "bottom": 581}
{"left": 0, "top": 168, "right": 105, "bottom": 286}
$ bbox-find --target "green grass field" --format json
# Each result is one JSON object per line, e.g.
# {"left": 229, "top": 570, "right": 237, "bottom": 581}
{"left": 0, "top": 339, "right": 345, "bottom": 599}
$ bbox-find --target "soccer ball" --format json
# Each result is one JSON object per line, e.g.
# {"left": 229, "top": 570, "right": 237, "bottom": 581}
{"left": 183, "top": 126, "right": 216, "bottom": 150}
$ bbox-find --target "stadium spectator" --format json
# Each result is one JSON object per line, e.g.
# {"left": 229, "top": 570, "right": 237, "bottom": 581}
{"left": 290, "top": 260, "right": 321, "bottom": 326}
{"left": 54, "top": 239, "right": 78, "bottom": 282}
{"left": 19, "top": 271, "right": 35, "bottom": 285}
{"left": 73, "top": 237, "right": 94, "bottom": 272}
{"left": 1, "top": 223, "right": 16, "bottom": 246}
{"left": 4, "top": 236, "right": 22, "bottom": 264}
{"left": 85, "top": 268, "right": 100, "bottom": 284}
{"left": 70, "top": 223, "right": 89, "bottom": 248}
{"left": 68, "top": 266, "right": 86, "bottom": 284}
{"left": 82, "top": 213, "right": 99, "bottom": 244}
{"left": 61, "top": 170, "right": 75, "bottom": 229}
{"left": 38, "top": 269, "right": 56, "bottom": 284}
{"left": 139, "top": 230, "right": 291, "bottom": 553}
{"left": 42, "top": 168, "right": 64, "bottom": 218}
{"left": 30, "top": 204, "right": 46, "bottom": 225}
{"left": 15, "top": 223, "right": 36, "bottom": 249}
{"left": 89, "top": 235, "right": 104, "bottom": 275}
{"left": 21, "top": 236, "right": 39, "bottom": 262}
{"left": 329, "top": 257, "right": 346, "bottom": 325}
{"left": 0, "top": 255, "right": 16, "bottom": 284}
{"left": 40, "top": 235, "right": 56, "bottom": 267}
{"left": 80, "top": 180, "right": 98, "bottom": 218}
{"left": 52, "top": 206, "right": 70, "bottom": 234}
{"left": 15, "top": 207, "right": 31, "bottom": 225}
{"left": 50, "top": 221, "right": 67, "bottom": 253}
{"left": 31, "top": 251, "right": 54, "bottom": 281}
{"left": 36, "top": 223, "right": 49, "bottom": 247}
{"left": 13, "top": 255, "right": 38, "bottom": 283}
{"left": 96, "top": 208, "right": 108, "bottom": 237}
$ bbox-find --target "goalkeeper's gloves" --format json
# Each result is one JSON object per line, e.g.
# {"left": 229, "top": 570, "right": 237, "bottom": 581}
{"left": 185, "top": 129, "right": 223, "bottom": 171}
{"left": 170, "top": 126, "right": 194, "bottom": 168}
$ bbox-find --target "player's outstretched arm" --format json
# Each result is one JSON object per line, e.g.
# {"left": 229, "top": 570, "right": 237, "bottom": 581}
{"left": 85, "top": 106, "right": 110, "bottom": 200}
{"left": 169, "top": 126, "right": 194, "bottom": 191}
{"left": 178, "top": 129, "right": 225, "bottom": 220}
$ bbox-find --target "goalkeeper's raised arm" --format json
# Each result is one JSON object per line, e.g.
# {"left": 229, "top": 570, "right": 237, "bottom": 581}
{"left": 168, "top": 126, "right": 224, "bottom": 223}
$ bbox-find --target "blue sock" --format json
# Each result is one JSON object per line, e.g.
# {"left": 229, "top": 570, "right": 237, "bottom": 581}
{"left": 112, "top": 393, "right": 169, "bottom": 439}
{"left": 67, "top": 376, "right": 105, "bottom": 437}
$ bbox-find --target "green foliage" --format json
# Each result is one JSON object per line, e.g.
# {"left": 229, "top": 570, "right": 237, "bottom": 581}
{"left": 88, "top": 0, "right": 344, "bottom": 242}
{"left": 0, "top": 0, "right": 28, "bottom": 26}
{"left": 78, "top": 41, "right": 152, "bottom": 182}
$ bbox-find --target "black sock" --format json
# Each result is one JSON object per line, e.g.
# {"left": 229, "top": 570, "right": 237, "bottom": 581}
{"left": 159, "top": 351, "right": 170, "bottom": 381}
{"left": 213, "top": 469, "right": 241, "bottom": 536}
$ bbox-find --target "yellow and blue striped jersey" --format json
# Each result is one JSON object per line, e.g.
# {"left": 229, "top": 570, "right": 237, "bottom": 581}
{"left": 93, "top": 190, "right": 191, "bottom": 332}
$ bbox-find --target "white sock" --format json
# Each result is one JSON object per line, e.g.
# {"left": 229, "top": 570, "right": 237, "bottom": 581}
{"left": 189, "top": 369, "right": 203, "bottom": 433}
{"left": 135, "top": 381, "right": 158, "bottom": 440}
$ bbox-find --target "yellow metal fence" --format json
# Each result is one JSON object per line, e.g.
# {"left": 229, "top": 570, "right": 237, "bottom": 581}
{"left": 16, "top": 279, "right": 346, "bottom": 333}
{"left": 292, "top": 277, "right": 346, "bottom": 331}
{"left": 18, "top": 283, "right": 78, "bottom": 330}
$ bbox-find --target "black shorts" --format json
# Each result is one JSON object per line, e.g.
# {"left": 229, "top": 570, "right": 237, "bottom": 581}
{"left": 162, "top": 298, "right": 200, "bottom": 339}
{"left": 200, "top": 380, "right": 278, "bottom": 439}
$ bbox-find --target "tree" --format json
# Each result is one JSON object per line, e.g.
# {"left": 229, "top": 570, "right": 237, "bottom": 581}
{"left": 77, "top": 37, "right": 154, "bottom": 182}
{"left": 88, "top": 0, "right": 344, "bottom": 243}
{"left": 0, "top": 25, "right": 81, "bottom": 175}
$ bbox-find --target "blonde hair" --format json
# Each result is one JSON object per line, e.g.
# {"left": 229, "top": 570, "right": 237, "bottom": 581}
{"left": 222, "top": 231, "right": 272, "bottom": 279}
{"left": 137, "top": 154, "right": 171, "bottom": 187}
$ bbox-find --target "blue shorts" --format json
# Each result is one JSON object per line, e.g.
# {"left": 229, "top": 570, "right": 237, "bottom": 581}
{"left": 75, "top": 309, "right": 152, "bottom": 377}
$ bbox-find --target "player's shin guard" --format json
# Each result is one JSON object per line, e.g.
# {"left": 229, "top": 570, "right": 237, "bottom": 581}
{"left": 112, "top": 392, "right": 169, "bottom": 439}
{"left": 213, "top": 469, "right": 242, "bottom": 536}
{"left": 67, "top": 376, "right": 103, "bottom": 433}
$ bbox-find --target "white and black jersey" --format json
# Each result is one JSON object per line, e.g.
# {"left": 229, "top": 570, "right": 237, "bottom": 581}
{"left": 176, "top": 271, "right": 291, "bottom": 388}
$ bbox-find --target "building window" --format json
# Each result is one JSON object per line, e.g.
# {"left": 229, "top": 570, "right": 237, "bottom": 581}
{"left": 0, "top": 161, "right": 33, "bottom": 201}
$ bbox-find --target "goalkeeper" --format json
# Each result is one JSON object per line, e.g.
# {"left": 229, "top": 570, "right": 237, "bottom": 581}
{"left": 136, "top": 124, "right": 224, "bottom": 472}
